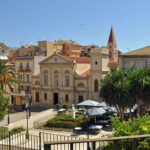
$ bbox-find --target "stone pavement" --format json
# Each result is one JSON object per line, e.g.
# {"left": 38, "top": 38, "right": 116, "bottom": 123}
{"left": 0, "top": 106, "right": 49, "bottom": 127}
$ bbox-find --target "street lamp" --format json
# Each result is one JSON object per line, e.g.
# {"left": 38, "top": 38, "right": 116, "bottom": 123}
{"left": 26, "top": 109, "right": 29, "bottom": 139}
{"left": 85, "top": 113, "right": 90, "bottom": 139}
{"left": 6, "top": 107, "right": 10, "bottom": 125}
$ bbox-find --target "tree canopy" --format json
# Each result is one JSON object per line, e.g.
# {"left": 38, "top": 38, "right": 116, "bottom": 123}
{"left": 100, "top": 66, "right": 150, "bottom": 120}
{"left": 0, "top": 60, "right": 18, "bottom": 92}
{"left": 0, "top": 88, "right": 9, "bottom": 121}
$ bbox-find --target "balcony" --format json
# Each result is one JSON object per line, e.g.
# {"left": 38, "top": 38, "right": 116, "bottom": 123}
{"left": 20, "top": 81, "right": 31, "bottom": 84}
{"left": 18, "top": 67, "right": 31, "bottom": 72}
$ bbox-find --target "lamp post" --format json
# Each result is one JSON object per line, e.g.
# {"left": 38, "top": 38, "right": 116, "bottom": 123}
{"left": 26, "top": 109, "right": 29, "bottom": 139}
{"left": 85, "top": 113, "right": 90, "bottom": 139}
{"left": 6, "top": 107, "right": 10, "bottom": 125}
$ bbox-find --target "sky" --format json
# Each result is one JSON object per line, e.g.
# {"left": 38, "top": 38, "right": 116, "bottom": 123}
{"left": 0, "top": 0, "right": 150, "bottom": 52}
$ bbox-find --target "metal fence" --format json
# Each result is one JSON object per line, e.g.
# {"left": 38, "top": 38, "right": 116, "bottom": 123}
{"left": 44, "top": 134, "right": 150, "bottom": 150}
{"left": 0, "top": 130, "right": 82, "bottom": 150}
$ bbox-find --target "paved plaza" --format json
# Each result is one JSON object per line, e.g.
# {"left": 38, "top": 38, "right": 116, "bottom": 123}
{"left": 0, "top": 106, "right": 50, "bottom": 127}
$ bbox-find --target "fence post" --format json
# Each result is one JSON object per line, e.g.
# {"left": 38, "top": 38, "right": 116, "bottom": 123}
{"left": 44, "top": 144, "right": 51, "bottom": 150}
{"left": 113, "top": 140, "right": 118, "bottom": 150}
{"left": 9, "top": 131, "right": 11, "bottom": 150}
{"left": 92, "top": 141, "right": 96, "bottom": 150}
{"left": 70, "top": 143, "right": 73, "bottom": 150}
{"left": 132, "top": 139, "right": 136, "bottom": 150}
{"left": 39, "top": 132, "right": 41, "bottom": 150}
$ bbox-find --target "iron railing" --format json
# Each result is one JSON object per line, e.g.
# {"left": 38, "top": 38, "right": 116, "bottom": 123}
{"left": 0, "top": 129, "right": 83, "bottom": 150}
{"left": 44, "top": 134, "right": 150, "bottom": 150}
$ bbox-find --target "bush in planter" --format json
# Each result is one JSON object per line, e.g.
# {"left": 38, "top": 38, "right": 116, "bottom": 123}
{"left": 63, "top": 104, "right": 68, "bottom": 110}
{"left": 56, "top": 104, "right": 61, "bottom": 110}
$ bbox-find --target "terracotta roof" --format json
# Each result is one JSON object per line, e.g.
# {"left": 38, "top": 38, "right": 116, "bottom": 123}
{"left": 64, "top": 56, "right": 91, "bottom": 63}
{"left": 120, "top": 46, "right": 150, "bottom": 56}
{"left": 109, "top": 59, "right": 119, "bottom": 66}
{"left": 81, "top": 69, "right": 91, "bottom": 76}
{"left": 108, "top": 27, "right": 116, "bottom": 44}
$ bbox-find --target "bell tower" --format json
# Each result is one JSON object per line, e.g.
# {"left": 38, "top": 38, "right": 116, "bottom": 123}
{"left": 107, "top": 27, "right": 118, "bottom": 62}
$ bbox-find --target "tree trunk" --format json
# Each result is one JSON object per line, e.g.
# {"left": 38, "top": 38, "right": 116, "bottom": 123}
{"left": 129, "top": 107, "right": 132, "bottom": 119}
{"left": 137, "top": 96, "right": 140, "bottom": 116}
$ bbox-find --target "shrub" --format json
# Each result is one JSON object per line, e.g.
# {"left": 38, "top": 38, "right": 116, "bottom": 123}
{"left": 45, "top": 113, "right": 85, "bottom": 129}
{"left": 11, "top": 127, "right": 25, "bottom": 133}
{"left": 110, "top": 115, "right": 150, "bottom": 149}
{"left": 63, "top": 104, "right": 68, "bottom": 110}
{"left": 56, "top": 104, "right": 61, "bottom": 110}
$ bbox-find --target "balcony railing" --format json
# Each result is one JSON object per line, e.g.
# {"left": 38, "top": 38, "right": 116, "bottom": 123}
{"left": 20, "top": 81, "right": 31, "bottom": 83}
{"left": 44, "top": 134, "right": 150, "bottom": 150}
{"left": 18, "top": 67, "right": 31, "bottom": 72}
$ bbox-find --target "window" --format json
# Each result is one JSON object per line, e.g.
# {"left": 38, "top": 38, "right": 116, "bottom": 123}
{"left": 124, "top": 61, "right": 129, "bottom": 69}
{"left": 65, "top": 70, "right": 70, "bottom": 87}
{"left": 134, "top": 61, "right": 141, "bottom": 68}
{"left": 145, "top": 61, "right": 150, "bottom": 67}
{"left": 2, "top": 50, "right": 5, "bottom": 54}
{"left": 26, "top": 74, "right": 30, "bottom": 83}
{"left": 35, "top": 81, "right": 40, "bottom": 85}
{"left": 54, "top": 70, "right": 59, "bottom": 87}
{"left": 23, "top": 74, "right": 25, "bottom": 82}
{"left": 26, "top": 62, "right": 30, "bottom": 70}
{"left": 44, "top": 70, "right": 48, "bottom": 86}
{"left": 65, "top": 94, "right": 69, "bottom": 102}
{"left": 65, "top": 76, "right": 70, "bottom": 87}
{"left": 26, "top": 86, "right": 30, "bottom": 94}
{"left": 20, "top": 63, "right": 23, "bottom": 70}
{"left": 94, "top": 79, "right": 98, "bottom": 92}
{"left": 78, "top": 82, "right": 84, "bottom": 88}
{"left": 19, "top": 74, "right": 22, "bottom": 82}
{"left": 54, "top": 75, "right": 59, "bottom": 87}
{"left": 95, "top": 61, "right": 98, "bottom": 65}
{"left": 44, "top": 93, "right": 47, "bottom": 100}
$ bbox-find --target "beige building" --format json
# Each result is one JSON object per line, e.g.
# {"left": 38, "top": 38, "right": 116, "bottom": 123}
{"left": 119, "top": 46, "right": 150, "bottom": 69}
{"left": 31, "top": 27, "right": 119, "bottom": 106}
{"left": 31, "top": 47, "right": 110, "bottom": 105}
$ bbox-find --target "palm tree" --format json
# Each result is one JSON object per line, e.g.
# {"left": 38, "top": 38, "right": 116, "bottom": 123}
{"left": 127, "top": 66, "right": 150, "bottom": 116}
{"left": 0, "top": 60, "right": 18, "bottom": 92}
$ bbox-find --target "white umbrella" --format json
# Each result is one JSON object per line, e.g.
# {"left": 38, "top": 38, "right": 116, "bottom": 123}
{"left": 85, "top": 107, "right": 106, "bottom": 124}
{"left": 86, "top": 107, "right": 106, "bottom": 116}
{"left": 96, "top": 102, "right": 107, "bottom": 107}
{"left": 77, "top": 100, "right": 100, "bottom": 107}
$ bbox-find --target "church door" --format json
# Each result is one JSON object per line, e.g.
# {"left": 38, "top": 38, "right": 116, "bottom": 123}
{"left": 79, "top": 95, "right": 83, "bottom": 103}
{"left": 53, "top": 93, "right": 59, "bottom": 105}
{"left": 35, "top": 92, "right": 39, "bottom": 102}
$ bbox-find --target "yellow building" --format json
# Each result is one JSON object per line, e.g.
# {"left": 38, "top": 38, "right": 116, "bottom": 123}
{"left": 14, "top": 56, "right": 46, "bottom": 106}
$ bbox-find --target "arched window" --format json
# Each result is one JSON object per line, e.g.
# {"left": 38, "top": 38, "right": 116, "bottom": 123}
{"left": 94, "top": 79, "right": 98, "bottom": 92}
{"left": 54, "top": 70, "right": 59, "bottom": 87}
{"left": 44, "top": 70, "right": 48, "bottom": 86}
{"left": 78, "top": 82, "right": 84, "bottom": 88}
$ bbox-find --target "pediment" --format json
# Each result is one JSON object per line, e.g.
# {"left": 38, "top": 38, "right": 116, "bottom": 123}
{"left": 40, "top": 53, "right": 74, "bottom": 64}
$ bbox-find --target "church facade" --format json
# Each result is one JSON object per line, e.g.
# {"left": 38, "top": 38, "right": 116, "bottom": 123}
{"left": 31, "top": 28, "right": 119, "bottom": 105}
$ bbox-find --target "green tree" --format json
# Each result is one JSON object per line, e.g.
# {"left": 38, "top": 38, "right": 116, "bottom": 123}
{"left": 0, "top": 60, "right": 18, "bottom": 91}
{"left": 127, "top": 66, "right": 150, "bottom": 116}
{"left": 0, "top": 88, "right": 9, "bottom": 121}
{"left": 100, "top": 66, "right": 131, "bottom": 120}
